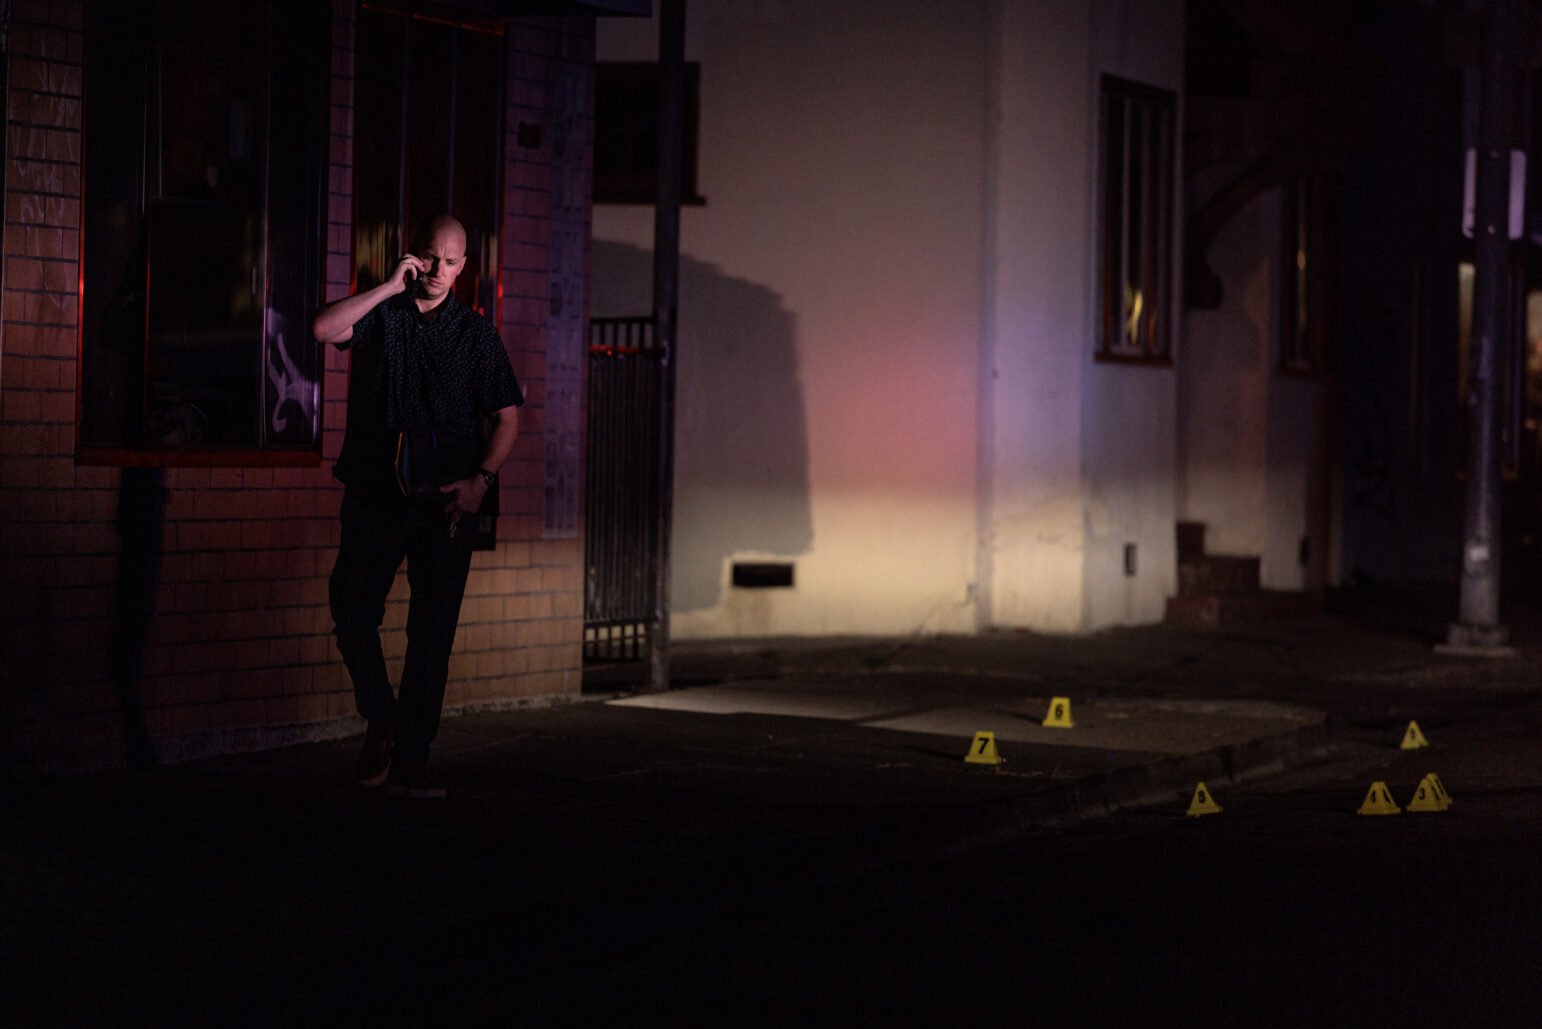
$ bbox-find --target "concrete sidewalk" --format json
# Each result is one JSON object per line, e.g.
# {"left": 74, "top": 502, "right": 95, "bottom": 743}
{"left": 600, "top": 671, "right": 1324, "bottom": 831}
{"left": 7, "top": 598, "right": 1542, "bottom": 1025}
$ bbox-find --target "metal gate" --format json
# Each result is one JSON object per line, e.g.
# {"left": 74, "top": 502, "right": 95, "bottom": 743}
{"left": 584, "top": 316, "right": 662, "bottom": 662}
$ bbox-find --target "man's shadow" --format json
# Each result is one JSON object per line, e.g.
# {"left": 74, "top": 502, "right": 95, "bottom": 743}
{"left": 112, "top": 467, "right": 165, "bottom": 768}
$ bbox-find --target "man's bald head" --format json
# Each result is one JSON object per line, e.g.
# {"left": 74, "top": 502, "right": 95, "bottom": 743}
{"left": 409, "top": 214, "right": 468, "bottom": 308}
{"left": 411, "top": 214, "right": 466, "bottom": 255}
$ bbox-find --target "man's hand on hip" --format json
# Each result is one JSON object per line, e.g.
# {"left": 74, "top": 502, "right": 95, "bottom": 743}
{"left": 442, "top": 475, "right": 489, "bottom": 522}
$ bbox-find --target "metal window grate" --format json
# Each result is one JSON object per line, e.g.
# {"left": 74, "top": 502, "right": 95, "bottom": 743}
{"left": 583, "top": 316, "right": 661, "bottom": 663}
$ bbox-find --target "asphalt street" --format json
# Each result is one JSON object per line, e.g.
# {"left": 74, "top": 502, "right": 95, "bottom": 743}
{"left": 5, "top": 588, "right": 1541, "bottom": 1027}
{"left": 477, "top": 693, "right": 1542, "bottom": 1026}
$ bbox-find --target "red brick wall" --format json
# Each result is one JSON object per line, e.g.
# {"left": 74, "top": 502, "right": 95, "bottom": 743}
{"left": 0, "top": 1, "right": 593, "bottom": 775}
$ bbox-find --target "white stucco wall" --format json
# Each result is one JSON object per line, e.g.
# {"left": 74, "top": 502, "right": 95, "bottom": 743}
{"left": 980, "top": 0, "right": 1093, "bottom": 632}
{"left": 985, "top": 0, "right": 1185, "bottom": 632}
{"left": 594, "top": 0, "right": 1190, "bottom": 638}
{"left": 1080, "top": 0, "right": 1184, "bottom": 628}
{"left": 595, "top": 0, "right": 989, "bottom": 637}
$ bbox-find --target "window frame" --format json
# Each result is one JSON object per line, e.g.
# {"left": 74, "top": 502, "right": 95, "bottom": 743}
{"left": 1095, "top": 74, "right": 1177, "bottom": 366}
{"left": 75, "top": 0, "right": 330, "bottom": 468}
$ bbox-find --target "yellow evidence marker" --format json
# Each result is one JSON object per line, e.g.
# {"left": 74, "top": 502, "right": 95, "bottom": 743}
{"left": 1186, "top": 782, "right": 1222, "bottom": 817}
{"left": 964, "top": 731, "right": 1004, "bottom": 765}
{"left": 1425, "top": 773, "right": 1453, "bottom": 810}
{"left": 1407, "top": 775, "right": 1448, "bottom": 813}
{"left": 1042, "top": 696, "right": 1075, "bottom": 729}
{"left": 1357, "top": 780, "right": 1402, "bottom": 815}
{"left": 1400, "top": 720, "right": 1429, "bottom": 750}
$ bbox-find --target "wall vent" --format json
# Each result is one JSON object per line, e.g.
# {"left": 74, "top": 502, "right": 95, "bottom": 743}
{"left": 732, "top": 562, "right": 795, "bottom": 589}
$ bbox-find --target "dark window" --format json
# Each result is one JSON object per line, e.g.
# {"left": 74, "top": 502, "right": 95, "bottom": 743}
{"left": 352, "top": 5, "right": 503, "bottom": 320}
{"left": 1097, "top": 75, "right": 1175, "bottom": 363}
{"left": 1280, "top": 176, "right": 1321, "bottom": 375}
{"left": 593, "top": 61, "right": 703, "bottom": 206}
{"left": 79, "top": 0, "right": 329, "bottom": 462}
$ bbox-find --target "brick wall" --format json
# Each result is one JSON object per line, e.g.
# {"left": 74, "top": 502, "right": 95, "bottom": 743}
{"left": 493, "top": 18, "right": 594, "bottom": 700}
{"left": 0, "top": 1, "right": 593, "bottom": 776}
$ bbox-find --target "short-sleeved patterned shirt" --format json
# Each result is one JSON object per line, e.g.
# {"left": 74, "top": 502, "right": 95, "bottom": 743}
{"left": 333, "top": 291, "right": 523, "bottom": 491}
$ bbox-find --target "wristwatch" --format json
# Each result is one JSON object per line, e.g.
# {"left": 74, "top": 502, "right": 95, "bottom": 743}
{"left": 477, "top": 468, "right": 496, "bottom": 487}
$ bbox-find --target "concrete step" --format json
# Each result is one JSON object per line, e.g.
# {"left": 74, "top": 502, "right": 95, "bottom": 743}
{"left": 1177, "top": 554, "right": 1260, "bottom": 596}
{"left": 1164, "top": 589, "right": 1322, "bottom": 628}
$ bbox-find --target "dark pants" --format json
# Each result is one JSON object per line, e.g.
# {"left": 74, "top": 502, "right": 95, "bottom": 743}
{"left": 329, "top": 488, "right": 476, "bottom": 763}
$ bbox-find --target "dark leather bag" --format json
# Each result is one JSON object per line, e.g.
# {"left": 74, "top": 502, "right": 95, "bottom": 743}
{"left": 393, "top": 428, "right": 500, "bottom": 549}
{"left": 394, "top": 429, "right": 480, "bottom": 500}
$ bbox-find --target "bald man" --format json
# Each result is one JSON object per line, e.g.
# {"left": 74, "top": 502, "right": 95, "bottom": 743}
{"left": 312, "top": 215, "right": 522, "bottom": 798}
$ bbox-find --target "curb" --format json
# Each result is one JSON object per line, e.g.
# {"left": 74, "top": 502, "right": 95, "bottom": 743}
{"left": 766, "top": 704, "right": 1332, "bottom": 887}
{"left": 918, "top": 707, "right": 1331, "bottom": 853}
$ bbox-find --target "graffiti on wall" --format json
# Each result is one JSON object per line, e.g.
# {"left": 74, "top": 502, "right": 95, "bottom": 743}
{"left": 264, "top": 309, "right": 317, "bottom": 445}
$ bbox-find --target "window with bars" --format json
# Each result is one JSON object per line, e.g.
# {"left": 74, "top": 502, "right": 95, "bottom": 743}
{"left": 351, "top": 4, "right": 503, "bottom": 321}
{"left": 1097, "top": 75, "right": 1176, "bottom": 363}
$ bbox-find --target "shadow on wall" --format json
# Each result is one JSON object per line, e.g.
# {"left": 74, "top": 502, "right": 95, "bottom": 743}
{"left": 590, "top": 240, "right": 813, "bottom": 613}
{"left": 113, "top": 467, "right": 166, "bottom": 769}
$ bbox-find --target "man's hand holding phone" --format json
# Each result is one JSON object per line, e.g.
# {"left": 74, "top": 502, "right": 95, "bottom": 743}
{"left": 391, "top": 253, "right": 426, "bottom": 297}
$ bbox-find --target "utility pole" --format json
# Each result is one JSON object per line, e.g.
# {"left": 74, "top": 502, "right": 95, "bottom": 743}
{"left": 648, "top": 0, "right": 685, "bottom": 691}
{"left": 1446, "top": 0, "right": 1515, "bottom": 654}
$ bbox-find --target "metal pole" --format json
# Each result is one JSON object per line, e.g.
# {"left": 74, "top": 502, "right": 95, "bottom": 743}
{"left": 1448, "top": 0, "right": 1512, "bottom": 651}
{"left": 648, "top": 0, "right": 685, "bottom": 691}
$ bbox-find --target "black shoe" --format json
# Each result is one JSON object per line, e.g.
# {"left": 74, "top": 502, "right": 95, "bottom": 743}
{"left": 355, "top": 722, "right": 394, "bottom": 788}
{"left": 384, "top": 759, "right": 446, "bottom": 799}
